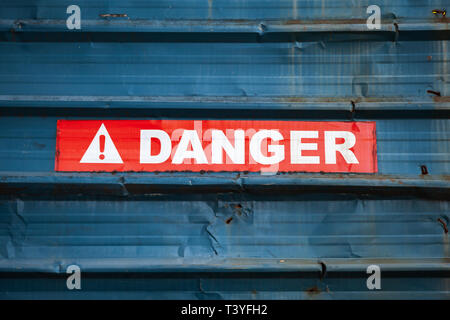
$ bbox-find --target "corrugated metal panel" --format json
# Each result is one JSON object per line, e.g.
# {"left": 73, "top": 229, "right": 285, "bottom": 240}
{"left": 0, "top": 0, "right": 449, "bottom": 299}
{"left": 0, "top": 0, "right": 449, "bottom": 24}
{"left": 0, "top": 41, "right": 448, "bottom": 104}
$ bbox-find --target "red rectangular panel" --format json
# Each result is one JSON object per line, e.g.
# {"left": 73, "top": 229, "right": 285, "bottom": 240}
{"left": 55, "top": 120, "right": 377, "bottom": 173}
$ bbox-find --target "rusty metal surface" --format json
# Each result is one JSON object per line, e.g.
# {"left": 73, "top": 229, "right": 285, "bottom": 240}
{"left": 0, "top": 196, "right": 448, "bottom": 299}
{"left": 0, "top": 0, "right": 449, "bottom": 299}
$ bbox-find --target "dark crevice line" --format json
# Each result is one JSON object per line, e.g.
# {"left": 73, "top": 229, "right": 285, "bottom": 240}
{"left": 1, "top": 30, "right": 449, "bottom": 43}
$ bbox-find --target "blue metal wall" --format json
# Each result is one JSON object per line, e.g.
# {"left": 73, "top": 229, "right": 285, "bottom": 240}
{"left": 0, "top": 1, "right": 449, "bottom": 299}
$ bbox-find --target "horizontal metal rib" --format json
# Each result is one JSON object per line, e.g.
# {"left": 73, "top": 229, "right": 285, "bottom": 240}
{"left": 0, "top": 258, "right": 448, "bottom": 273}
{"left": 1, "top": 173, "right": 449, "bottom": 197}
{"left": 1, "top": 19, "right": 448, "bottom": 33}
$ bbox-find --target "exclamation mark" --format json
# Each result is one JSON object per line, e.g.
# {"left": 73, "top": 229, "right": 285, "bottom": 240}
{"left": 99, "top": 134, "right": 105, "bottom": 160}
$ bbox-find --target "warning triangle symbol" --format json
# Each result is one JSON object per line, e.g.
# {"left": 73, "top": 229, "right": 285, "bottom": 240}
{"left": 80, "top": 123, "right": 123, "bottom": 164}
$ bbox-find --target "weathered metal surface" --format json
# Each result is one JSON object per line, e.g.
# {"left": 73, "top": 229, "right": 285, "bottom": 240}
{"left": 0, "top": 41, "right": 448, "bottom": 101}
{"left": 0, "top": 0, "right": 449, "bottom": 299}
{"left": 1, "top": 117, "right": 448, "bottom": 176}
{"left": 0, "top": 0, "right": 448, "bottom": 20}
{"left": 0, "top": 196, "right": 448, "bottom": 299}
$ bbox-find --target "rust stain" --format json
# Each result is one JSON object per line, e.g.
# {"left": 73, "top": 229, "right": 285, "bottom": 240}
{"left": 283, "top": 18, "right": 368, "bottom": 25}
{"left": 99, "top": 14, "right": 128, "bottom": 18}
{"left": 432, "top": 95, "right": 450, "bottom": 102}
{"left": 278, "top": 96, "right": 420, "bottom": 104}
{"left": 225, "top": 217, "right": 233, "bottom": 224}
{"left": 427, "top": 90, "right": 441, "bottom": 97}
{"left": 233, "top": 203, "right": 243, "bottom": 215}
{"left": 421, "top": 165, "right": 429, "bottom": 175}
{"left": 437, "top": 218, "right": 448, "bottom": 234}
{"left": 306, "top": 286, "right": 321, "bottom": 295}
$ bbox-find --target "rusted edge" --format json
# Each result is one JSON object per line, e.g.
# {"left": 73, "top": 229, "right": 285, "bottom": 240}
{"left": 99, "top": 14, "right": 128, "bottom": 18}
{"left": 437, "top": 218, "right": 448, "bottom": 234}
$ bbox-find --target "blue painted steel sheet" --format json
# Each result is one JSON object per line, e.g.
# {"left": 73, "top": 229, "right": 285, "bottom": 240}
{"left": 0, "top": 0, "right": 448, "bottom": 299}
{"left": 0, "top": 196, "right": 448, "bottom": 299}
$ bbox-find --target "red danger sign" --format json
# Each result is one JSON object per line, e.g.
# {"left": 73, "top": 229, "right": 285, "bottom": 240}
{"left": 55, "top": 120, "right": 377, "bottom": 173}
